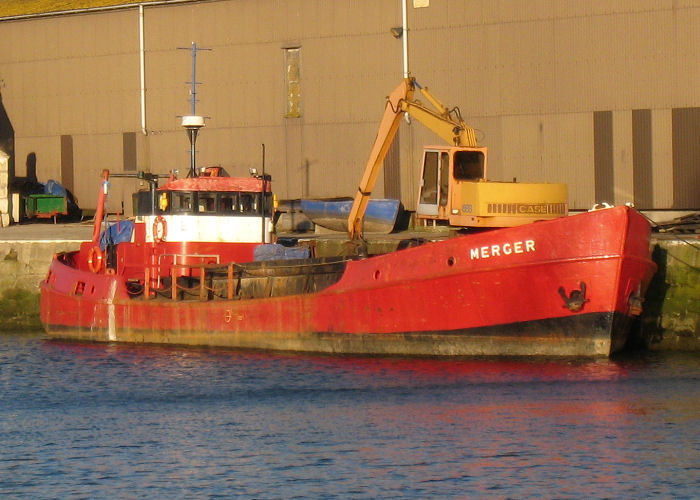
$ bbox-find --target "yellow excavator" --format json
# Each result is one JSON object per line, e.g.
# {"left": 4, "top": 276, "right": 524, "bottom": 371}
{"left": 347, "top": 78, "right": 568, "bottom": 239}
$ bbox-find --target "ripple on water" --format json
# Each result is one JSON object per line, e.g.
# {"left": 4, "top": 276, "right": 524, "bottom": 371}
{"left": 1, "top": 332, "right": 699, "bottom": 498}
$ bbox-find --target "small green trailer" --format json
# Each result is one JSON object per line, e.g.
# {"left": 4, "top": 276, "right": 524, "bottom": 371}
{"left": 24, "top": 194, "right": 67, "bottom": 222}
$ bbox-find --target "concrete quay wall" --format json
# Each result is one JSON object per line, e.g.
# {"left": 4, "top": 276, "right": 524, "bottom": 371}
{"left": 0, "top": 239, "right": 83, "bottom": 330}
{"left": 642, "top": 236, "right": 700, "bottom": 351}
{"left": 0, "top": 227, "right": 697, "bottom": 352}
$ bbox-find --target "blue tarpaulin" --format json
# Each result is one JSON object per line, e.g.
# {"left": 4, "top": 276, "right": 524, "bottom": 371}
{"left": 44, "top": 179, "right": 68, "bottom": 197}
{"left": 254, "top": 243, "right": 310, "bottom": 261}
{"left": 99, "top": 220, "right": 134, "bottom": 250}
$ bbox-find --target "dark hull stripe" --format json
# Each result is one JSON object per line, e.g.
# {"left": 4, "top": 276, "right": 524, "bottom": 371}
{"left": 44, "top": 312, "right": 634, "bottom": 357}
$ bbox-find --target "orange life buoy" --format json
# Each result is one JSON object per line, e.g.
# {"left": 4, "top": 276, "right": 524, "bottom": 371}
{"left": 87, "top": 246, "right": 104, "bottom": 273}
{"left": 153, "top": 216, "right": 167, "bottom": 243}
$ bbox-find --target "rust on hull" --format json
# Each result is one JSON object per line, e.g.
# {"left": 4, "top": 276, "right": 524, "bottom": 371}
{"left": 45, "top": 312, "right": 628, "bottom": 357}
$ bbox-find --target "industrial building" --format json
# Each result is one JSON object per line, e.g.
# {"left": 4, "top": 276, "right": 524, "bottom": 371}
{"left": 0, "top": 0, "right": 698, "bottom": 219}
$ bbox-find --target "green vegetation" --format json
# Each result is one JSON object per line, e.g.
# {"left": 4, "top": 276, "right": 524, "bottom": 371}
{"left": 661, "top": 241, "right": 700, "bottom": 335}
{"left": 0, "top": 0, "right": 176, "bottom": 17}
{"left": 643, "top": 238, "right": 700, "bottom": 350}
{"left": 0, "top": 288, "right": 41, "bottom": 331}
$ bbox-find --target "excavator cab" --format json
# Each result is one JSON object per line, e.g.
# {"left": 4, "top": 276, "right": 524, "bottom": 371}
{"left": 417, "top": 146, "right": 487, "bottom": 223}
{"left": 416, "top": 145, "right": 566, "bottom": 228}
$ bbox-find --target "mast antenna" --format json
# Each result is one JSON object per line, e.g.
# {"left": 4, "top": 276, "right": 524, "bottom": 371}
{"left": 178, "top": 42, "right": 211, "bottom": 177}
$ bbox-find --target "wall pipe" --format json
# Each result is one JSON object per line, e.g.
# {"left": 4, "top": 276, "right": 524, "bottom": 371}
{"left": 139, "top": 4, "right": 147, "bottom": 135}
{"left": 402, "top": 0, "right": 409, "bottom": 78}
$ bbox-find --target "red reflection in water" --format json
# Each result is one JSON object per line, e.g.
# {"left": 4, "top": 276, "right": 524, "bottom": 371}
{"left": 44, "top": 338, "right": 630, "bottom": 384}
{"left": 304, "top": 354, "right": 630, "bottom": 385}
{"left": 29, "top": 337, "right": 700, "bottom": 498}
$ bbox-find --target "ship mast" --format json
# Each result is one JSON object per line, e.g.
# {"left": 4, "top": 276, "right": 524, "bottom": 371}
{"left": 179, "top": 42, "right": 210, "bottom": 177}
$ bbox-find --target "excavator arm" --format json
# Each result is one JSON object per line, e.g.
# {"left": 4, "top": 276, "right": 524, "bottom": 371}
{"left": 347, "top": 78, "right": 478, "bottom": 239}
{"left": 401, "top": 80, "right": 477, "bottom": 148}
{"left": 347, "top": 79, "right": 414, "bottom": 240}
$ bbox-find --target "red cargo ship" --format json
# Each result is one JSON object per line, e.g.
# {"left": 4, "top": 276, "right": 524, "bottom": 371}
{"left": 39, "top": 171, "right": 655, "bottom": 356}
{"left": 39, "top": 74, "right": 656, "bottom": 356}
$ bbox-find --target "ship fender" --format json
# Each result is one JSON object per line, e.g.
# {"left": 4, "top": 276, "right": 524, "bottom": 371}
{"left": 87, "top": 246, "right": 104, "bottom": 273}
{"left": 153, "top": 216, "right": 167, "bottom": 243}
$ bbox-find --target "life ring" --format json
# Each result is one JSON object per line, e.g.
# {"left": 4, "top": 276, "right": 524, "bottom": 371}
{"left": 153, "top": 216, "right": 167, "bottom": 243}
{"left": 87, "top": 246, "right": 104, "bottom": 273}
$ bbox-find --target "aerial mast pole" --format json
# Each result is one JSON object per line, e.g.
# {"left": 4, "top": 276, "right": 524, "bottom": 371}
{"left": 179, "top": 42, "right": 210, "bottom": 177}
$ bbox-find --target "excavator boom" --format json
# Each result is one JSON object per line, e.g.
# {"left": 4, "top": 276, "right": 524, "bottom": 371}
{"left": 400, "top": 98, "right": 477, "bottom": 147}
{"left": 347, "top": 78, "right": 479, "bottom": 239}
{"left": 406, "top": 81, "right": 477, "bottom": 147}
{"left": 347, "top": 78, "right": 414, "bottom": 240}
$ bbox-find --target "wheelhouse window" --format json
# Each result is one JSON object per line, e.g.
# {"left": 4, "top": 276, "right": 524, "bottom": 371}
{"left": 197, "top": 193, "right": 217, "bottom": 213}
{"left": 219, "top": 193, "right": 238, "bottom": 213}
{"left": 171, "top": 192, "right": 194, "bottom": 213}
{"left": 143, "top": 191, "right": 272, "bottom": 216}
{"left": 239, "top": 193, "right": 259, "bottom": 214}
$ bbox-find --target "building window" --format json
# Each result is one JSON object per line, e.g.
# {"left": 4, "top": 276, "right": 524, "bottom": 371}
{"left": 284, "top": 47, "right": 301, "bottom": 118}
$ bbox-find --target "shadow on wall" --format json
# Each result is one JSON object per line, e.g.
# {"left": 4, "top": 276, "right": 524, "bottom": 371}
{"left": 0, "top": 93, "right": 82, "bottom": 223}
{"left": 0, "top": 91, "right": 14, "bottom": 225}
{"left": 11, "top": 152, "right": 82, "bottom": 221}
{"left": 11, "top": 153, "right": 43, "bottom": 195}
{"left": 640, "top": 244, "right": 671, "bottom": 347}
{"left": 0, "top": 91, "right": 13, "bottom": 177}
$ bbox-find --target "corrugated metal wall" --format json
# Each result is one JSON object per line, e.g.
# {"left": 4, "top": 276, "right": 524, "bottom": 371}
{"left": 633, "top": 109, "right": 653, "bottom": 209}
{"left": 0, "top": 0, "right": 698, "bottom": 213}
{"left": 672, "top": 107, "right": 700, "bottom": 209}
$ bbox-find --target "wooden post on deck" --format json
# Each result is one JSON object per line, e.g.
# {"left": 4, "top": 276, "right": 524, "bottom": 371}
{"left": 199, "top": 266, "right": 207, "bottom": 301}
{"left": 227, "top": 264, "right": 234, "bottom": 299}
{"left": 171, "top": 266, "right": 178, "bottom": 301}
{"left": 144, "top": 267, "right": 150, "bottom": 299}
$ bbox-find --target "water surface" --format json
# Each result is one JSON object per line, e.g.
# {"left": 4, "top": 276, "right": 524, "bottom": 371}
{"left": 1, "top": 331, "right": 698, "bottom": 498}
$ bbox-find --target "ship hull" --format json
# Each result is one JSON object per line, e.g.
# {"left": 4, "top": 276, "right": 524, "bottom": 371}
{"left": 40, "top": 206, "right": 656, "bottom": 357}
{"left": 43, "top": 311, "right": 632, "bottom": 357}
